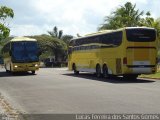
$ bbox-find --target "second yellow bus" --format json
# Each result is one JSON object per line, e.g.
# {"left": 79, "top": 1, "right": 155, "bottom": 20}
{"left": 68, "top": 27, "right": 158, "bottom": 79}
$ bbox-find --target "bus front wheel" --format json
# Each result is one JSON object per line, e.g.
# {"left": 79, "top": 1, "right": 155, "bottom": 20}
{"left": 73, "top": 64, "right": 79, "bottom": 75}
{"left": 31, "top": 71, "right": 35, "bottom": 74}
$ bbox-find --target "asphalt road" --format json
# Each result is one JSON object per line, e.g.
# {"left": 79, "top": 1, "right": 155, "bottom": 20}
{"left": 0, "top": 67, "right": 160, "bottom": 114}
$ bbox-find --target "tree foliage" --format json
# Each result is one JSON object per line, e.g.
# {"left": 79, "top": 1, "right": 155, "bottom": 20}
{"left": 140, "top": 13, "right": 160, "bottom": 38}
{"left": 0, "top": 36, "right": 13, "bottom": 57}
{"left": 47, "top": 26, "right": 74, "bottom": 61}
{"left": 47, "top": 26, "right": 63, "bottom": 39}
{"left": 30, "top": 34, "right": 67, "bottom": 61}
{"left": 61, "top": 35, "right": 73, "bottom": 47}
{"left": 98, "top": 2, "right": 144, "bottom": 30}
{"left": 0, "top": 6, "right": 14, "bottom": 41}
{"left": 48, "top": 26, "right": 73, "bottom": 45}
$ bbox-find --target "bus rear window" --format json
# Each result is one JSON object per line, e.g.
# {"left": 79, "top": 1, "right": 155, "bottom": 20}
{"left": 126, "top": 28, "right": 156, "bottom": 42}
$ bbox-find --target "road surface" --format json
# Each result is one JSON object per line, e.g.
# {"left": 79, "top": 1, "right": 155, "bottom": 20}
{"left": 0, "top": 67, "right": 160, "bottom": 114}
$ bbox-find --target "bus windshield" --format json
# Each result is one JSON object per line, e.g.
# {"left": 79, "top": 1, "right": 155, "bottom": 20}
{"left": 126, "top": 28, "right": 156, "bottom": 42}
{"left": 12, "top": 41, "right": 39, "bottom": 62}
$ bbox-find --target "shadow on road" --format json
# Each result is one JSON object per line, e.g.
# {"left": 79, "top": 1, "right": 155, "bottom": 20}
{"left": 0, "top": 71, "right": 36, "bottom": 77}
{"left": 63, "top": 73, "right": 155, "bottom": 84}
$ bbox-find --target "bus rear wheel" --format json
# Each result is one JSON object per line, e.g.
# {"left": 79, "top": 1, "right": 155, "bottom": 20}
{"left": 102, "top": 65, "right": 108, "bottom": 78}
{"left": 73, "top": 64, "right": 79, "bottom": 75}
{"left": 96, "top": 64, "right": 101, "bottom": 78}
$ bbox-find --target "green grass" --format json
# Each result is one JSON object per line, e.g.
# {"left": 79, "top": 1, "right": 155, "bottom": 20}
{"left": 139, "top": 71, "right": 160, "bottom": 79}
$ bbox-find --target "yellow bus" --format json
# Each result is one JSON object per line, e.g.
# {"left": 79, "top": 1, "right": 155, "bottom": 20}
{"left": 2, "top": 37, "right": 40, "bottom": 74}
{"left": 68, "top": 27, "right": 158, "bottom": 79}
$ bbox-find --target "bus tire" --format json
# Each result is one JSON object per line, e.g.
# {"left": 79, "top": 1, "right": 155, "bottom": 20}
{"left": 96, "top": 64, "right": 101, "bottom": 78}
{"left": 73, "top": 64, "right": 79, "bottom": 75}
{"left": 31, "top": 71, "right": 35, "bottom": 74}
{"left": 102, "top": 64, "right": 108, "bottom": 78}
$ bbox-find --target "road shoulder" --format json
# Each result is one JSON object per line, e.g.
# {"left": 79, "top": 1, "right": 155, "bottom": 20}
{"left": 0, "top": 92, "right": 23, "bottom": 120}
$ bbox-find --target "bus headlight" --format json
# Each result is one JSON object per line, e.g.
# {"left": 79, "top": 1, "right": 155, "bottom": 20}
{"left": 14, "top": 65, "right": 18, "bottom": 68}
{"left": 35, "top": 64, "right": 38, "bottom": 67}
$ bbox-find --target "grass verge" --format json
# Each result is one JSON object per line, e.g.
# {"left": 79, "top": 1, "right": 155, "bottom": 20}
{"left": 139, "top": 71, "right": 160, "bottom": 79}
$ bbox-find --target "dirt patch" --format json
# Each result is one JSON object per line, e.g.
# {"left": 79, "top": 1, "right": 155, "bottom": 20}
{"left": 0, "top": 93, "right": 24, "bottom": 120}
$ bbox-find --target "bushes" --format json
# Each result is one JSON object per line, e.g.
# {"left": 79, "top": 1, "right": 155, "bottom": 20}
{"left": 44, "top": 61, "right": 67, "bottom": 67}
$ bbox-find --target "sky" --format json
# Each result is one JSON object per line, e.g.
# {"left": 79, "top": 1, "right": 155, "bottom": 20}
{"left": 0, "top": 0, "right": 160, "bottom": 37}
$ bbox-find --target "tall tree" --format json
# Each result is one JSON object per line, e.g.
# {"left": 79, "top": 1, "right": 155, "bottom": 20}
{"left": 30, "top": 34, "right": 67, "bottom": 61}
{"left": 48, "top": 26, "right": 63, "bottom": 39}
{"left": 47, "top": 26, "right": 74, "bottom": 61}
{"left": 98, "top": 2, "right": 143, "bottom": 30}
{"left": 0, "top": 6, "right": 14, "bottom": 42}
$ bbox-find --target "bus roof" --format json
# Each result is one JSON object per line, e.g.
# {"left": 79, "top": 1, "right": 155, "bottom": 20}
{"left": 71, "top": 27, "right": 155, "bottom": 41}
{"left": 125, "top": 27, "right": 155, "bottom": 30}
{"left": 72, "top": 29, "right": 122, "bottom": 41}
{"left": 10, "top": 37, "right": 37, "bottom": 42}
{"left": 85, "top": 30, "right": 114, "bottom": 36}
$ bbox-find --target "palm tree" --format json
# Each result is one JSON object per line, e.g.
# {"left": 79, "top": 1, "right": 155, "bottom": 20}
{"left": 47, "top": 26, "right": 63, "bottom": 39}
{"left": 48, "top": 26, "right": 75, "bottom": 61}
{"left": 139, "top": 12, "right": 160, "bottom": 41}
{"left": 98, "top": 2, "right": 144, "bottom": 30}
{"left": 31, "top": 34, "right": 67, "bottom": 62}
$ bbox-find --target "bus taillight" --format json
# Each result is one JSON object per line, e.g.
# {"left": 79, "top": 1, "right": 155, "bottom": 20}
{"left": 123, "top": 57, "right": 127, "bottom": 65}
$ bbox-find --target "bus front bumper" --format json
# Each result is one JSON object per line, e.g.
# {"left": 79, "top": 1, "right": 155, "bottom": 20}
{"left": 12, "top": 63, "right": 40, "bottom": 72}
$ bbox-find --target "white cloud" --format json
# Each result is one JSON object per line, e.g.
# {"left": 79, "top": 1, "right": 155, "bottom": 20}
{"left": 149, "top": 0, "right": 160, "bottom": 18}
{"left": 29, "top": 0, "right": 124, "bottom": 36}
{"left": 10, "top": 24, "right": 45, "bottom": 36}
{"left": 1, "top": 0, "right": 159, "bottom": 37}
